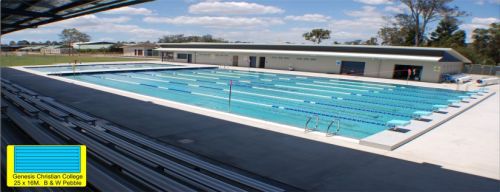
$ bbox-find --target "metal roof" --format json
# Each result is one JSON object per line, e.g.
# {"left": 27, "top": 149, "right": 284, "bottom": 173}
{"left": 1, "top": 0, "right": 153, "bottom": 35}
{"left": 157, "top": 43, "right": 471, "bottom": 63}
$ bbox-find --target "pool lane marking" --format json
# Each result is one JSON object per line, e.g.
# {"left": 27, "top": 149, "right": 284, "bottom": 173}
{"left": 195, "top": 72, "right": 241, "bottom": 79}
{"left": 109, "top": 75, "right": 412, "bottom": 117}
{"left": 178, "top": 73, "right": 219, "bottom": 80}
{"left": 314, "top": 81, "right": 384, "bottom": 90}
{"left": 121, "top": 73, "right": 436, "bottom": 110}
{"left": 222, "top": 89, "right": 411, "bottom": 118}
{"left": 91, "top": 75, "right": 413, "bottom": 121}
{"left": 328, "top": 79, "right": 396, "bottom": 88}
{"left": 274, "top": 84, "right": 351, "bottom": 95}
{"left": 215, "top": 71, "right": 259, "bottom": 77}
{"left": 296, "top": 82, "right": 369, "bottom": 92}
{"left": 229, "top": 70, "right": 277, "bottom": 76}
{"left": 137, "top": 73, "right": 438, "bottom": 108}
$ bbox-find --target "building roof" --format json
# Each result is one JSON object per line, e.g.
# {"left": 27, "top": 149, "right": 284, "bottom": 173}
{"left": 76, "top": 41, "right": 115, "bottom": 45}
{"left": 156, "top": 43, "right": 471, "bottom": 63}
{"left": 122, "top": 43, "right": 158, "bottom": 48}
{"left": 1, "top": 0, "right": 152, "bottom": 35}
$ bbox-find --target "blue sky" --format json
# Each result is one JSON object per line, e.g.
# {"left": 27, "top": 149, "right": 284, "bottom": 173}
{"left": 2, "top": 0, "right": 499, "bottom": 44}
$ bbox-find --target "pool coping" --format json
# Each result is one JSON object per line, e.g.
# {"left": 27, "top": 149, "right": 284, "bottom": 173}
{"left": 12, "top": 61, "right": 493, "bottom": 151}
{"left": 360, "top": 91, "right": 496, "bottom": 150}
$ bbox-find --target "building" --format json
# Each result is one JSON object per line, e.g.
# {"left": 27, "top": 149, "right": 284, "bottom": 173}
{"left": 40, "top": 45, "right": 73, "bottom": 54}
{"left": 155, "top": 43, "right": 471, "bottom": 83}
{"left": 122, "top": 43, "right": 158, "bottom": 57}
{"left": 73, "top": 41, "right": 115, "bottom": 50}
{"left": 17, "top": 45, "right": 46, "bottom": 52}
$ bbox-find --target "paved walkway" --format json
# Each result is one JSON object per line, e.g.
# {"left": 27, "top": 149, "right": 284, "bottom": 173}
{"left": 2, "top": 67, "right": 499, "bottom": 191}
{"left": 392, "top": 85, "right": 499, "bottom": 179}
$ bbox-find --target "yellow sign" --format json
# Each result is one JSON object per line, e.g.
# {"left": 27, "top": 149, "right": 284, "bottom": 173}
{"left": 6, "top": 145, "right": 87, "bottom": 187}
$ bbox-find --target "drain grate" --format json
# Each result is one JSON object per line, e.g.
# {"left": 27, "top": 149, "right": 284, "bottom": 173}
{"left": 388, "top": 127, "right": 410, "bottom": 133}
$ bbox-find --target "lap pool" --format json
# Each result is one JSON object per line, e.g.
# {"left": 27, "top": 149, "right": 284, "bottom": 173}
{"left": 50, "top": 67, "right": 474, "bottom": 139}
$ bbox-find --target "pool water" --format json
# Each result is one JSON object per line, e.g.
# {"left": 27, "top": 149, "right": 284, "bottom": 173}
{"left": 27, "top": 63, "right": 177, "bottom": 73}
{"left": 62, "top": 68, "right": 470, "bottom": 139}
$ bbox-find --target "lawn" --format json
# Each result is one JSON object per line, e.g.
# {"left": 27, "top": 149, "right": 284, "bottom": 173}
{"left": 0, "top": 54, "right": 152, "bottom": 67}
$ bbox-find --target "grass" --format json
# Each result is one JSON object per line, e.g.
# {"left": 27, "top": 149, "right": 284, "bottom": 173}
{"left": 0, "top": 54, "right": 151, "bottom": 67}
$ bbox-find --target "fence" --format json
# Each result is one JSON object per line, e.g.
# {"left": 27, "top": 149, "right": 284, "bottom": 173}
{"left": 464, "top": 64, "right": 500, "bottom": 76}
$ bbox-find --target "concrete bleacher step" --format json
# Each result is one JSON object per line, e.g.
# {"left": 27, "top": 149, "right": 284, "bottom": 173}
{"left": 2, "top": 102, "right": 139, "bottom": 192}
{"left": 40, "top": 98, "right": 96, "bottom": 124}
{"left": 69, "top": 119, "right": 245, "bottom": 192}
{"left": 102, "top": 124, "right": 285, "bottom": 192}
{"left": 38, "top": 114, "right": 196, "bottom": 192}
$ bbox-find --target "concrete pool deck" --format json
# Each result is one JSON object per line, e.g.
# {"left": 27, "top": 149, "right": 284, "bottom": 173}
{"left": 2, "top": 63, "right": 499, "bottom": 190}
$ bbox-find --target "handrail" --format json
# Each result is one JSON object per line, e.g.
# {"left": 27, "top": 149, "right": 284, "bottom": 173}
{"left": 304, "top": 116, "right": 312, "bottom": 132}
{"left": 304, "top": 115, "right": 319, "bottom": 133}
{"left": 326, "top": 118, "right": 340, "bottom": 136}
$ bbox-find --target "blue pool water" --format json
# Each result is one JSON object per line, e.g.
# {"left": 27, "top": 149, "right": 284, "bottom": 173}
{"left": 62, "top": 68, "right": 471, "bottom": 139}
{"left": 27, "top": 63, "right": 177, "bottom": 73}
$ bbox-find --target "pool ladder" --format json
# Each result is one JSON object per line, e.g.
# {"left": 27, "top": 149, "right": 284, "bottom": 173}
{"left": 326, "top": 118, "right": 341, "bottom": 136}
{"left": 304, "top": 115, "right": 319, "bottom": 132}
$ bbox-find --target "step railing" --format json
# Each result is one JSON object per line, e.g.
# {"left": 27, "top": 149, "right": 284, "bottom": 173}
{"left": 326, "top": 118, "right": 340, "bottom": 136}
{"left": 304, "top": 115, "right": 319, "bottom": 132}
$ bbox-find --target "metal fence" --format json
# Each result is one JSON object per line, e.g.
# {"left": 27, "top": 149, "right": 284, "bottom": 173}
{"left": 464, "top": 64, "right": 500, "bottom": 76}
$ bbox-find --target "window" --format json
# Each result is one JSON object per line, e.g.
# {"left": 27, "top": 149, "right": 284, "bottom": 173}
{"left": 177, "top": 53, "right": 187, "bottom": 59}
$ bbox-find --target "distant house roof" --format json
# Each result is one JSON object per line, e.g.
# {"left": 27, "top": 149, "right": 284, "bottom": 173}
{"left": 19, "top": 45, "right": 46, "bottom": 50}
{"left": 77, "top": 41, "right": 115, "bottom": 45}
{"left": 122, "top": 43, "right": 157, "bottom": 48}
{"left": 156, "top": 43, "right": 471, "bottom": 63}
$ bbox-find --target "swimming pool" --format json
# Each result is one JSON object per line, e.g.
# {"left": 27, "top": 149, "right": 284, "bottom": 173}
{"left": 27, "top": 63, "right": 177, "bottom": 73}
{"left": 60, "top": 68, "right": 471, "bottom": 139}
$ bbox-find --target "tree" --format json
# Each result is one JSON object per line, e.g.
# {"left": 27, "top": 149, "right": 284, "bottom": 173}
{"left": 364, "top": 37, "right": 379, "bottom": 45}
{"left": 378, "top": 16, "right": 413, "bottom": 46}
{"left": 59, "top": 28, "right": 90, "bottom": 45}
{"left": 344, "top": 40, "right": 362, "bottom": 45}
{"left": 59, "top": 28, "right": 90, "bottom": 55}
{"left": 472, "top": 23, "right": 500, "bottom": 64}
{"left": 428, "top": 16, "right": 465, "bottom": 47}
{"left": 398, "top": 0, "right": 465, "bottom": 46}
{"left": 9, "top": 41, "right": 16, "bottom": 45}
{"left": 303, "top": 29, "right": 331, "bottom": 44}
{"left": 158, "top": 34, "right": 226, "bottom": 43}
{"left": 17, "top": 40, "right": 30, "bottom": 45}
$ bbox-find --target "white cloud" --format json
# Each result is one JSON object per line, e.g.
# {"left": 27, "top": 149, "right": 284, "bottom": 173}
{"left": 475, "top": 0, "right": 500, "bottom": 5}
{"left": 346, "top": 6, "right": 382, "bottom": 17}
{"left": 461, "top": 17, "right": 499, "bottom": 30}
{"left": 188, "top": 1, "right": 284, "bottom": 15}
{"left": 353, "top": 0, "right": 393, "bottom": 5}
{"left": 103, "top": 6, "right": 153, "bottom": 15}
{"left": 212, "top": 28, "right": 311, "bottom": 43}
{"left": 3, "top": 14, "right": 166, "bottom": 42}
{"left": 384, "top": 4, "right": 408, "bottom": 13}
{"left": 144, "top": 16, "right": 284, "bottom": 28}
{"left": 461, "top": 17, "right": 499, "bottom": 42}
{"left": 329, "top": 6, "right": 386, "bottom": 41}
{"left": 285, "top": 14, "right": 331, "bottom": 22}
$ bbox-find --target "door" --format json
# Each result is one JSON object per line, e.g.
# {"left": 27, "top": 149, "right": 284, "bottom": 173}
{"left": 249, "top": 56, "right": 257, "bottom": 68}
{"left": 259, "top": 57, "right": 266, "bottom": 68}
{"left": 187, "top": 54, "right": 192, "bottom": 63}
{"left": 137, "top": 49, "right": 143, "bottom": 56}
{"left": 340, "top": 61, "right": 365, "bottom": 75}
{"left": 232, "top": 56, "right": 238, "bottom": 66}
{"left": 393, "top": 64, "right": 423, "bottom": 81}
